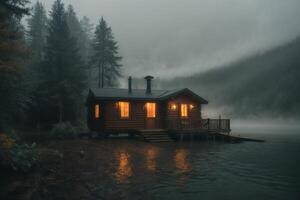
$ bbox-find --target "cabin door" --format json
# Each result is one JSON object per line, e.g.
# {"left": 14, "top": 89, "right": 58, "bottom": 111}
{"left": 145, "top": 103, "right": 156, "bottom": 129}
{"left": 146, "top": 118, "right": 156, "bottom": 129}
{"left": 179, "top": 103, "right": 190, "bottom": 129}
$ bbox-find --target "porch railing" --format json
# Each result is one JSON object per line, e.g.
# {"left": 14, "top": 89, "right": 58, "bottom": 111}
{"left": 166, "top": 118, "right": 230, "bottom": 131}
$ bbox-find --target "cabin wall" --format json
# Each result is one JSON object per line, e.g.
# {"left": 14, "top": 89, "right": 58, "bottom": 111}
{"left": 87, "top": 101, "right": 105, "bottom": 131}
{"left": 167, "top": 96, "right": 201, "bottom": 118}
{"left": 166, "top": 95, "right": 201, "bottom": 129}
{"left": 89, "top": 100, "right": 164, "bottom": 132}
{"left": 105, "top": 101, "right": 145, "bottom": 130}
{"left": 87, "top": 94, "right": 203, "bottom": 132}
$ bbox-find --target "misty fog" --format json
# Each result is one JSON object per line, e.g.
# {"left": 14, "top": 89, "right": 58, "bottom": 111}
{"left": 32, "top": 0, "right": 300, "bottom": 79}
{"left": 2, "top": 2, "right": 300, "bottom": 199}
{"left": 22, "top": 0, "right": 300, "bottom": 120}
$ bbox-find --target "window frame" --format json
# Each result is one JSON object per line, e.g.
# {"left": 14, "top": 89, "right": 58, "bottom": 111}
{"left": 118, "top": 101, "right": 130, "bottom": 119}
{"left": 94, "top": 104, "right": 100, "bottom": 119}
{"left": 146, "top": 102, "right": 156, "bottom": 118}
{"left": 180, "top": 103, "right": 188, "bottom": 118}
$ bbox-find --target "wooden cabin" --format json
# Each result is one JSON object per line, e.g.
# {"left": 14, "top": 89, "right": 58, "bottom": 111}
{"left": 86, "top": 76, "right": 230, "bottom": 140}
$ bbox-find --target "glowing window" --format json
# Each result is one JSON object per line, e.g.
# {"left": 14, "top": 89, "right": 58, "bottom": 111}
{"left": 146, "top": 103, "right": 156, "bottom": 118}
{"left": 181, "top": 104, "right": 188, "bottom": 117}
{"left": 118, "top": 102, "right": 129, "bottom": 118}
{"left": 95, "top": 104, "right": 100, "bottom": 118}
{"left": 170, "top": 103, "right": 177, "bottom": 110}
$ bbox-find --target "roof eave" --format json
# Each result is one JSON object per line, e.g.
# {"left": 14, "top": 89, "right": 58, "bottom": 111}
{"left": 93, "top": 97, "right": 162, "bottom": 101}
{"left": 160, "top": 88, "right": 209, "bottom": 104}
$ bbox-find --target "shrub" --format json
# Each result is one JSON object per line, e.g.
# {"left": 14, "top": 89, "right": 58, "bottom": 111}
{"left": 0, "top": 134, "right": 37, "bottom": 173}
{"left": 0, "top": 134, "right": 16, "bottom": 149}
{"left": 50, "top": 122, "right": 77, "bottom": 139}
{"left": 75, "top": 121, "right": 89, "bottom": 133}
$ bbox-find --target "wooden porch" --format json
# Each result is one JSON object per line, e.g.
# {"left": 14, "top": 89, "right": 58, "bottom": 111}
{"left": 138, "top": 118, "right": 231, "bottom": 142}
{"left": 166, "top": 118, "right": 231, "bottom": 132}
{"left": 138, "top": 118, "right": 264, "bottom": 143}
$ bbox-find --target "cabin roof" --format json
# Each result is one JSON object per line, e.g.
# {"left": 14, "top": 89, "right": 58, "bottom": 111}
{"left": 88, "top": 88, "right": 208, "bottom": 104}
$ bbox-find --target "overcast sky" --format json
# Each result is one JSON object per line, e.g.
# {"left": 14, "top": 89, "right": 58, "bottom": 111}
{"left": 32, "top": 0, "right": 300, "bottom": 79}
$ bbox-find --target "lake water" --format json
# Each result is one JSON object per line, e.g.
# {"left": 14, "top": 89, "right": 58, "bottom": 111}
{"left": 2, "top": 125, "right": 300, "bottom": 200}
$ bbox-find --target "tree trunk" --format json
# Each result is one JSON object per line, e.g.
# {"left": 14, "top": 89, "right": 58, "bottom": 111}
{"left": 58, "top": 100, "right": 63, "bottom": 123}
{"left": 101, "top": 62, "right": 104, "bottom": 88}
{"left": 98, "top": 62, "right": 101, "bottom": 88}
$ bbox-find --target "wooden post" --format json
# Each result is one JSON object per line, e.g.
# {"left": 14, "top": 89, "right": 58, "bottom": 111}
{"left": 219, "top": 115, "right": 221, "bottom": 130}
{"left": 180, "top": 119, "right": 182, "bottom": 130}
{"left": 228, "top": 120, "right": 230, "bottom": 135}
{"left": 228, "top": 120, "right": 230, "bottom": 130}
{"left": 208, "top": 118, "right": 210, "bottom": 130}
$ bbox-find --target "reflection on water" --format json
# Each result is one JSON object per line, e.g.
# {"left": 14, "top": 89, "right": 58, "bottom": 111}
{"left": 115, "top": 151, "right": 132, "bottom": 183}
{"left": 174, "top": 149, "right": 192, "bottom": 173}
{"left": 146, "top": 147, "right": 159, "bottom": 172}
{"left": 7, "top": 134, "right": 297, "bottom": 200}
{"left": 94, "top": 134, "right": 299, "bottom": 199}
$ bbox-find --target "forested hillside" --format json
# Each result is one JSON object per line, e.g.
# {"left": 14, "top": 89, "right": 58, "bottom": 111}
{"left": 0, "top": 0, "right": 122, "bottom": 131}
{"left": 161, "top": 37, "right": 300, "bottom": 118}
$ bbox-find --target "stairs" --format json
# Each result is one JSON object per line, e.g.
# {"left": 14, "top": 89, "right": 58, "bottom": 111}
{"left": 139, "top": 129, "right": 173, "bottom": 142}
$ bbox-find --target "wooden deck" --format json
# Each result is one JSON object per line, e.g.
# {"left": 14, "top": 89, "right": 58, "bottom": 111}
{"left": 137, "top": 128, "right": 264, "bottom": 143}
{"left": 93, "top": 118, "right": 263, "bottom": 143}
{"left": 137, "top": 119, "right": 264, "bottom": 143}
{"left": 166, "top": 118, "right": 231, "bottom": 132}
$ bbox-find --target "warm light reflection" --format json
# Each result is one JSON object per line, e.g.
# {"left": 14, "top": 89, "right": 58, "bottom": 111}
{"left": 189, "top": 104, "right": 194, "bottom": 110}
{"left": 95, "top": 104, "right": 100, "bottom": 118}
{"left": 174, "top": 149, "right": 192, "bottom": 173}
{"left": 146, "top": 148, "right": 159, "bottom": 172}
{"left": 115, "top": 152, "right": 132, "bottom": 183}
{"left": 170, "top": 103, "right": 177, "bottom": 110}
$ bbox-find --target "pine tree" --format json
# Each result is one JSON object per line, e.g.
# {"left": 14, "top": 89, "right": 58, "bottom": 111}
{"left": 66, "top": 5, "right": 92, "bottom": 64}
{"left": 80, "top": 16, "right": 93, "bottom": 43}
{"left": 90, "top": 17, "right": 122, "bottom": 88}
{"left": 80, "top": 16, "right": 93, "bottom": 64}
{"left": 66, "top": 5, "right": 82, "bottom": 41}
{"left": 0, "top": 0, "right": 29, "bottom": 72}
{"left": 27, "top": 1, "right": 47, "bottom": 65}
{"left": 25, "top": 2, "right": 48, "bottom": 128}
{"left": 0, "top": 0, "right": 30, "bottom": 131}
{"left": 40, "top": 0, "right": 86, "bottom": 124}
{"left": 80, "top": 16, "right": 93, "bottom": 85}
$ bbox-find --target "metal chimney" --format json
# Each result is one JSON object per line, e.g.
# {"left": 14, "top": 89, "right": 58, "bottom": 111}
{"left": 144, "top": 75, "right": 154, "bottom": 94}
{"left": 128, "top": 76, "right": 132, "bottom": 93}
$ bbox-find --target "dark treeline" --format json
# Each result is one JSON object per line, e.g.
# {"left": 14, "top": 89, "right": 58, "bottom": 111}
{"left": 0, "top": 0, "right": 122, "bottom": 132}
{"left": 160, "top": 37, "right": 300, "bottom": 118}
